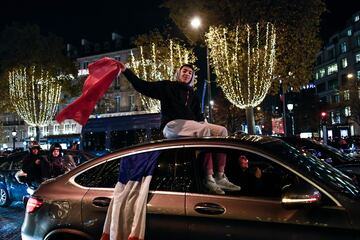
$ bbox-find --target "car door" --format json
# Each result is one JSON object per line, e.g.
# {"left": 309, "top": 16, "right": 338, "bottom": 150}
{"left": 8, "top": 157, "right": 27, "bottom": 201}
{"left": 185, "top": 146, "right": 355, "bottom": 240}
{"left": 80, "top": 148, "right": 189, "bottom": 240}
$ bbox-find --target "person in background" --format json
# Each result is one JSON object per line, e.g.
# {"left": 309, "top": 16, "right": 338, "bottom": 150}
{"left": 119, "top": 62, "right": 240, "bottom": 194}
{"left": 16, "top": 141, "right": 50, "bottom": 188}
{"left": 234, "top": 155, "right": 263, "bottom": 195}
{"left": 48, "top": 143, "right": 76, "bottom": 177}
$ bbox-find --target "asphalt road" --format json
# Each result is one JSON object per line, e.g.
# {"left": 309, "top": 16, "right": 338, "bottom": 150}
{"left": 0, "top": 201, "right": 24, "bottom": 240}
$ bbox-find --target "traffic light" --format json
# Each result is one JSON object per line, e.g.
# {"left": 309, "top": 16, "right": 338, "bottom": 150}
{"left": 320, "top": 111, "right": 327, "bottom": 125}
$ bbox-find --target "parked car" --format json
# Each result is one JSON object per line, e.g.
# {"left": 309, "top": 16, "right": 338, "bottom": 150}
{"left": 0, "top": 150, "right": 94, "bottom": 207}
{"left": 278, "top": 137, "right": 360, "bottom": 183}
{"left": 22, "top": 136, "right": 360, "bottom": 240}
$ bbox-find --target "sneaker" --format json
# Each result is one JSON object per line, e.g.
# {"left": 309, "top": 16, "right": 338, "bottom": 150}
{"left": 215, "top": 174, "right": 241, "bottom": 191}
{"left": 204, "top": 176, "right": 225, "bottom": 195}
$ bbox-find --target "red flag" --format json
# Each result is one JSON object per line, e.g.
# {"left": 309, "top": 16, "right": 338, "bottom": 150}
{"left": 56, "top": 57, "right": 123, "bottom": 126}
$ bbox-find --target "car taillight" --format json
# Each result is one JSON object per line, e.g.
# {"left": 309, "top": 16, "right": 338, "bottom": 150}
{"left": 26, "top": 197, "right": 43, "bottom": 213}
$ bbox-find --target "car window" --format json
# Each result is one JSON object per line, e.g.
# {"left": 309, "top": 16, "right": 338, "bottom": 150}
{"left": 75, "top": 148, "right": 195, "bottom": 192}
{"left": 149, "top": 148, "right": 195, "bottom": 192}
{"left": 75, "top": 159, "right": 117, "bottom": 187}
{"left": 190, "top": 147, "right": 300, "bottom": 199}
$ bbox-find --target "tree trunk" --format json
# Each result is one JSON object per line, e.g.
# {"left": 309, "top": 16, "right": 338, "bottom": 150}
{"left": 36, "top": 126, "right": 40, "bottom": 143}
{"left": 246, "top": 107, "right": 256, "bottom": 134}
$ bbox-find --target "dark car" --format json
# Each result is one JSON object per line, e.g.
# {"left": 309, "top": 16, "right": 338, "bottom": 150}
{"left": 22, "top": 136, "right": 360, "bottom": 240}
{"left": 0, "top": 150, "right": 94, "bottom": 207}
{"left": 278, "top": 137, "right": 360, "bottom": 183}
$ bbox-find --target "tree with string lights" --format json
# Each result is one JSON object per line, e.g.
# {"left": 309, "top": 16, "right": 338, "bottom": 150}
{"left": 8, "top": 66, "right": 63, "bottom": 141}
{"left": 163, "top": 0, "right": 325, "bottom": 133}
{"left": 129, "top": 31, "right": 197, "bottom": 112}
{"left": 206, "top": 23, "right": 276, "bottom": 134}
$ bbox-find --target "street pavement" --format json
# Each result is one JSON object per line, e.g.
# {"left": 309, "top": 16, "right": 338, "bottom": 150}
{"left": 0, "top": 201, "right": 24, "bottom": 240}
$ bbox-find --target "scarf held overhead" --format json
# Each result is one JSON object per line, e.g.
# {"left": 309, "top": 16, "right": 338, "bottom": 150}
{"left": 56, "top": 57, "right": 123, "bottom": 126}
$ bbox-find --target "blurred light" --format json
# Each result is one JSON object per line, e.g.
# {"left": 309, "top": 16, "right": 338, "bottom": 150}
{"left": 287, "top": 103, "right": 294, "bottom": 111}
{"left": 190, "top": 17, "right": 201, "bottom": 29}
{"left": 347, "top": 73, "right": 354, "bottom": 79}
{"left": 210, "top": 100, "right": 214, "bottom": 106}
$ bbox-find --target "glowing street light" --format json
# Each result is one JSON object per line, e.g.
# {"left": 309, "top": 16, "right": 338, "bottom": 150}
{"left": 190, "top": 17, "right": 201, "bottom": 29}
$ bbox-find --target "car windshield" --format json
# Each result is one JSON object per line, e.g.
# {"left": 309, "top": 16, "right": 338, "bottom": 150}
{"left": 261, "top": 139, "right": 360, "bottom": 199}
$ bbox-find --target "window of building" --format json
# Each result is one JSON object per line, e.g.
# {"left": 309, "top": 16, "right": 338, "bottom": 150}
{"left": 332, "top": 111, "right": 341, "bottom": 124}
{"left": 345, "top": 106, "right": 351, "bottom": 117}
{"left": 129, "top": 95, "right": 135, "bottom": 111}
{"left": 327, "top": 48, "right": 334, "bottom": 59}
{"left": 319, "top": 68, "right": 326, "bottom": 78}
{"left": 54, "top": 124, "right": 60, "bottom": 134}
{"left": 327, "top": 63, "right": 338, "bottom": 75}
{"left": 115, "top": 96, "right": 121, "bottom": 112}
{"left": 331, "top": 94, "right": 340, "bottom": 104}
{"left": 341, "top": 58, "right": 348, "bottom": 68}
{"left": 357, "top": 70, "right": 360, "bottom": 80}
{"left": 328, "top": 78, "right": 338, "bottom": 90}
{"left": 340, "top": 42, "right": 347, "bottom": 53}
{"left": 41, "top": 126, "right": 49, "bottom": 137}
{"left": 347, "top": 29, "right": 352, "bottom": 36}
{"left": 315, "top": 72, "right": 319, "bottom": 80}
{"left": 355, "top": 15, "right": 360, "bottom": 22}
{"left": 71, "top": 123, "right": 77, "bottom": 133}
{"left": 28, "top": 126, "right": 36, "bottom": 138}
{"left": 356, "top": 53, "right": 360, "bottom": 63}
{"left": 357, "top": 35, "right": 360, "bottom": 47}
{"left": 344, "top": 90, "right": 350, "bottom": 101}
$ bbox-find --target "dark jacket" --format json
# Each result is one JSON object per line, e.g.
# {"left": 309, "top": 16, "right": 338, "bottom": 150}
{"left": 49, "top": 155, "right": 77, "bottom": 178}
{"left": 123, "top": 69, "right": 204, "bottom": 129}
{"left": 22, "top": 153, "right": 50, "bottom": 184}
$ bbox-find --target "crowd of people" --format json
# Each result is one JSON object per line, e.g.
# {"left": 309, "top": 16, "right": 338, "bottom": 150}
{"left": 15, "top": 141, "right": 76, "bottom": 187}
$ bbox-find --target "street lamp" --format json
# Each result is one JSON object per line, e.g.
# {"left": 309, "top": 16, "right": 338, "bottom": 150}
{"left": 287, "top": 103, "right": 294, "bottom": 136}
{"left": 190, "top": 16, "right": 213, "bottom": 122}
{"left": 11, "top": 127, "right": 17, "bottom": 150}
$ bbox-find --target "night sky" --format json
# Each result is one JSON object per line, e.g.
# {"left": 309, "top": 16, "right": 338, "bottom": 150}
{"left": 1, "top": 0, "right": 360, "bottom": 44}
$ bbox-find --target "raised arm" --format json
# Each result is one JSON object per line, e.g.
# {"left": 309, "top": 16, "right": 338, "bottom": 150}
{"left": 122, "top": 68, "right": 165, "bottom": 100}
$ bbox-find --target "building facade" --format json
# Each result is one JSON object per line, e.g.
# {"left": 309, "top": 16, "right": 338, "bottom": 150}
{"left": 314, "top": 11, "right": 360, "bottom": 138}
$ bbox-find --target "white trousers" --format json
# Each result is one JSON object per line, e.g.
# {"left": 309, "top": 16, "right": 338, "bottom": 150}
{"left": 163, "top": 119, "right": 228, "bottom": 139}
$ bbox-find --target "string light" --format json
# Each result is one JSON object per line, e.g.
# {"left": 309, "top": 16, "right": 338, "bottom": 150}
{"left": 8, "top": 66, "right": 62, "bottom": 127}
{"left": 206, "top": 23, "right": 276, "bottom": 109}
{"left": 129, "top": 39, "right": 197, "bottom": 112}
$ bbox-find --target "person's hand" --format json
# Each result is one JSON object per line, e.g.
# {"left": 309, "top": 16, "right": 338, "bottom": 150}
{"left": 35, "top": 159, "right": 41, "bottom": 165}
{"left": 254, "top": 167, "right": 262, "bottom": 179}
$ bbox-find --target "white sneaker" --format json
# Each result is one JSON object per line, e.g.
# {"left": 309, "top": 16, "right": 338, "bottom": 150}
{"left": 215, "top": 174, "right": 241, "bottom": 191}
{"left": 204, "top": 176, "right": 225, "bottom": 195}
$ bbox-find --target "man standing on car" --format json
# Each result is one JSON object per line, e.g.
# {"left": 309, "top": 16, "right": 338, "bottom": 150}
{"left": 118, "top": 62, "right": 240, "bottom": 194}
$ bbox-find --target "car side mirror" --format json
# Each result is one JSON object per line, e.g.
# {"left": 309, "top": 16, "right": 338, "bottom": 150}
{"left": 281, "top": 182, "right": 322, "bottom": 209}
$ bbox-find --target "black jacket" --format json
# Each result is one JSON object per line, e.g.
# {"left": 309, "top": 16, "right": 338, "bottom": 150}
{"left": 123, "top": 69, "right": 204, "bottom": 129}
{"left": 22, "top": 153, "right": 50, "bottom": 184}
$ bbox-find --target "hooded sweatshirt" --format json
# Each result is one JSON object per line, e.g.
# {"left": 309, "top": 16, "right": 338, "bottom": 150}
{"left": 123, "top": 68, "right": 204, "bottom": 129}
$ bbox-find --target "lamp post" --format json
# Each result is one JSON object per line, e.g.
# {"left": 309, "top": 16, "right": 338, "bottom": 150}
{"left": 287, "top": 103, "right": 294, "bottom": 136}
{"left": 11, "top": 127, "right": 17, "bottom": 151}
{"left": 190, "top": 16, "right": 213, "bottom": 122}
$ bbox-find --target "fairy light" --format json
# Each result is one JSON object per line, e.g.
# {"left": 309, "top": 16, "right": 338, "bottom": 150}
{"left": 129, "top": 39, "right": 197, "bottom": 112}
{"left": 8, "top": 66, "right": 62, "bottom": 127}
{"left": 206, "top": 23, "right": 276, "bottom": 109}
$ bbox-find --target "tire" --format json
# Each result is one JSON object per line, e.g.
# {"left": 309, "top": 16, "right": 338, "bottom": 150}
{"left": 0, "top": 185, "right": 11, "bottom": 207}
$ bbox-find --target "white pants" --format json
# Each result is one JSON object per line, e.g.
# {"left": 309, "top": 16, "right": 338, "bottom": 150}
{"left": 163, "top": 119, "right": 228, "bottom": 139}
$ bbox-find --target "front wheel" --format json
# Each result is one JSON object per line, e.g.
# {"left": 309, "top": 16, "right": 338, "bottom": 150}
{"left": 0, "top": 185, "right": 11, "bottom": 207}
